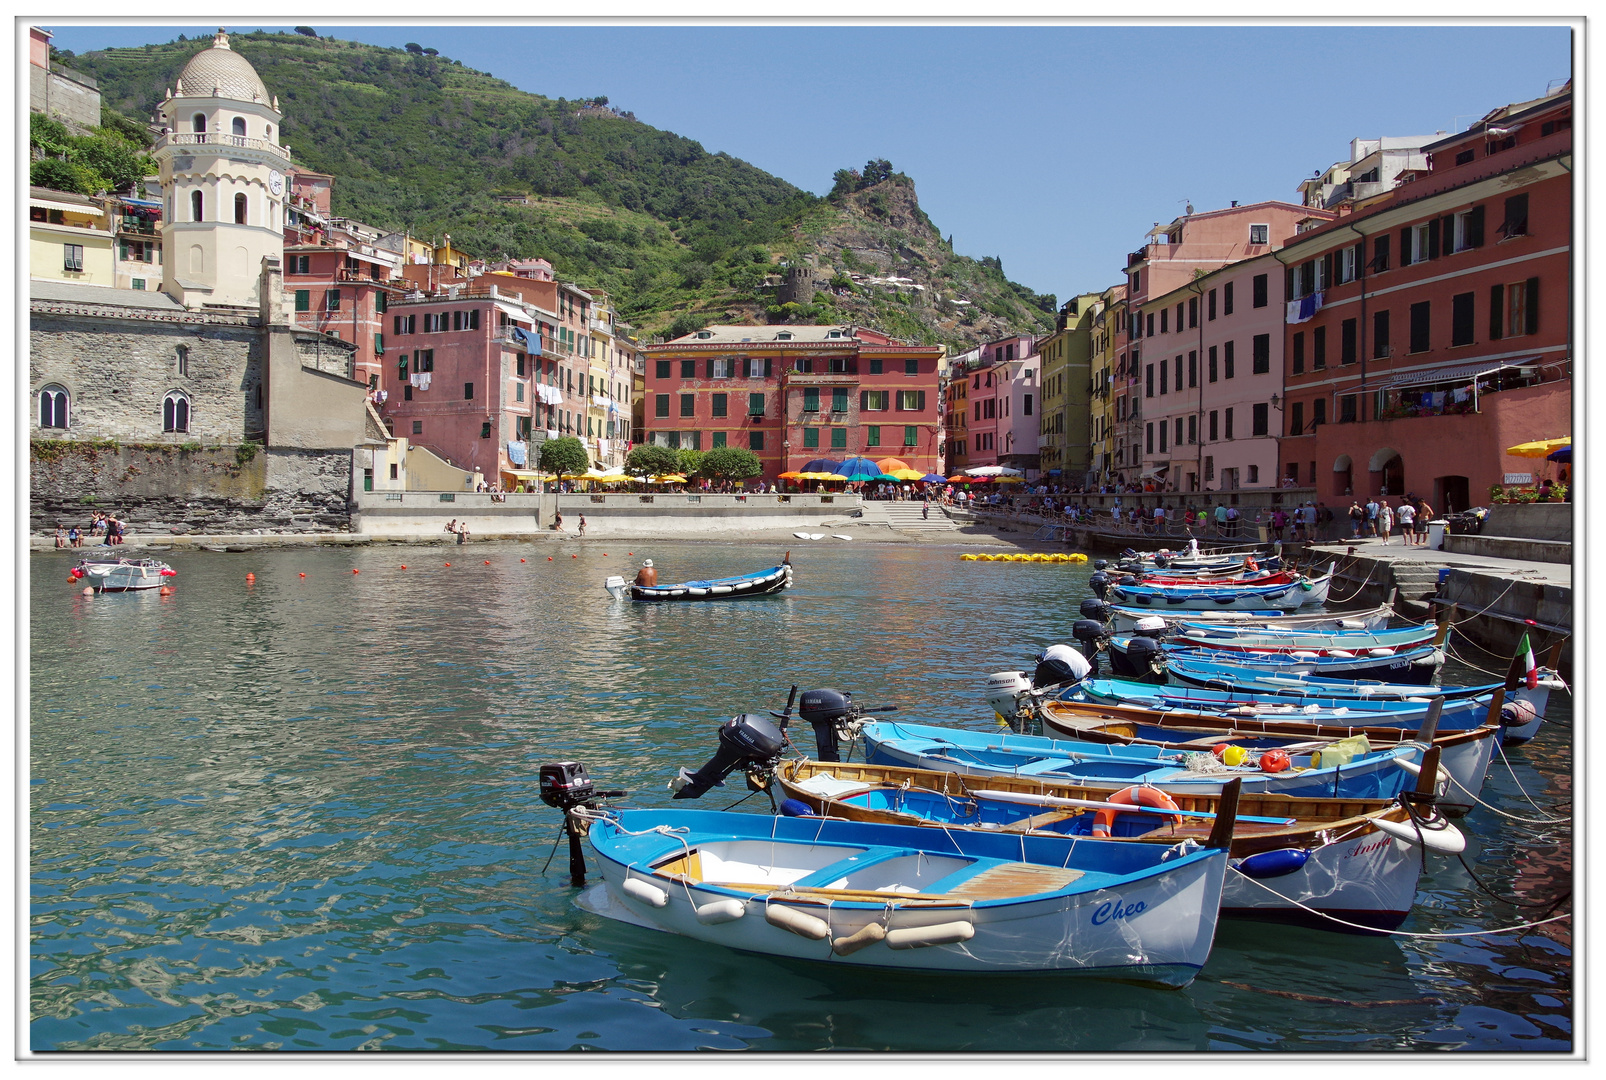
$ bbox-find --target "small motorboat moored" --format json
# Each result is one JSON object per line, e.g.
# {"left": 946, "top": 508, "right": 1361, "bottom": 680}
{"left": 71, "top": 557, "right": 175, "bottom": 592}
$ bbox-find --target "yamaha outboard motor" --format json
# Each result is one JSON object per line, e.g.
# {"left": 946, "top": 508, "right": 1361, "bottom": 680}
{"left": 1079, "top": 597, "right": 1111, "bottom": 623}
{"left": 1110, "top": 634, "right": 1165, "bottom": 681}
{"left": 1093, "top": 559, "right": 1108, "bottom": 571}
{"left": 1153, "top": 554, "right": 1171, "bottom": 569}
{"left": 671, "top": 713, "right": 786, "bottom": 799}
{"left": 1070, "top": 619, "right": 1105, "bottom": 677}
{"left": 799, "top": 687, "right": 860, "bottom": 762}
{"left": 1088, "top": 571, "right": 1111, "bottom": 600}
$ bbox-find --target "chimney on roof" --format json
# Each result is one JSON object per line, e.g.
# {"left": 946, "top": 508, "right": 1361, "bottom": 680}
{"left": 1231, "top": 200, "right": 1239, "bottom": 207}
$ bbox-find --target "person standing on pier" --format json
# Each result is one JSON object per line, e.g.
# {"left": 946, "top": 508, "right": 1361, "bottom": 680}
{"left": 1395, "top": 499, "right": 1415, "bottom": 543}
{"left": 1378, "top": 501, "right": 1395, "bottom": 544}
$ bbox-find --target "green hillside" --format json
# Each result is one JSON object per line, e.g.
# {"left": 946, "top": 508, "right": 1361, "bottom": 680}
{"left": 67, "top": 30, "right": 1053, "bottom": 344}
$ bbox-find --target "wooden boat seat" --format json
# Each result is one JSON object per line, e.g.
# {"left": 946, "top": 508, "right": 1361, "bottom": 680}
{"left": 946, "top": 862, "right": 1084, "bottom": 900}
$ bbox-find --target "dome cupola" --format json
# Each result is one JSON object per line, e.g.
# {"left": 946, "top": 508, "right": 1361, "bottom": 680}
{"left": 175, "top": 29, "right": 269, "bottom": 102}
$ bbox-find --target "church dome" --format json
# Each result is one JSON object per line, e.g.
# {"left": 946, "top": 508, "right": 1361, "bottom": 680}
{"left": 176, "top": 29, "right": 269, "bottom": 103}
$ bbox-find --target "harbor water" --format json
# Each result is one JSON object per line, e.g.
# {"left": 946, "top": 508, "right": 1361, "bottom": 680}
{"left": 30, "top": 541, "right": 1572, "bottom": 1052}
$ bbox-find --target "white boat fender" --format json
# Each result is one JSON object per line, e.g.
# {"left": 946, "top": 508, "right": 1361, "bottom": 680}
{"left": 1370, "top": 815, "right": 1467, "bottom": 854}
{"left": 1232, "top": 847, "right": 1310, "bottom": 880}
{"left": 1291, "top": 651, "right": 1320, "bottom": 659}
{"left": 667, "top": 589, "right": 686, "bottom": 597}
{"left": 1329, "top": 650, "right": 1356, "bottom": 659}
{"left": 622, "top": 877, "right": 669, "bottom": 908}
{"left": 765, "top": 903, "right": 831, "bottom": 940}
{"left": 1368, "top": 648, "right": 1395, "bottom": 658}
{"left": 830, "top": 922, "right": 887, "bottom": 956}
{"left": 686, "top": 588, "right": 708, "bottom": 597}
{"left": 1339, "top": 619, "right": 1368, "bottom": 630}
{"left": 694, "top": 899, "right": 747, "bottom": 924}
{"left": 711, "top": 585, "right": 732, "bottom": 594}
{"left": 1392, "top": 757, "right": 1452, "bottom": 789}
{"left": 885, "top": 920, "right": 975, "bottom": 950}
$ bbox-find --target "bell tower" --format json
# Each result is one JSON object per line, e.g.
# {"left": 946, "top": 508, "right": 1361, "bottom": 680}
{"left": 152, "top": 29, "right": 291, "bottom": 309}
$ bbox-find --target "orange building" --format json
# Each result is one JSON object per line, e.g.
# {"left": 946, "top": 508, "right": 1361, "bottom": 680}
{"left": 642, "top": 325, "right": 944, "bottom": 480}
{"left": 1276, "top": 83, "right": 1571, "bottom": 512}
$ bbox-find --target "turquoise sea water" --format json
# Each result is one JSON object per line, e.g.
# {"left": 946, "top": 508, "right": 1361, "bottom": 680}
{"left": 30, "top": 541, "right": 1572, "bottom": 1052}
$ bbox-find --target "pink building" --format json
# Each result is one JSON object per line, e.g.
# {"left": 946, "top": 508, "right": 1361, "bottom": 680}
{"left": 1137, "top": 251, "right": 1287, "bottom": 494}
{"left": 960, "top": 334, "right": 1038, "bottom": 471}
{"left": 378, "top": 288, "right": 562, "bottom": 484}
{"left": 1124, "top": 200, "right": 1333, "bottom": 490}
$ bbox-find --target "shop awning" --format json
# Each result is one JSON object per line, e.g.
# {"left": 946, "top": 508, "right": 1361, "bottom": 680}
{"left": 501, "top": 469, "right": 544, "bottom": 480}
{"left": 1382, "top": 360, "right": 1538, "bottom": 389}
{"left": 1139, "top": 464, "right": 1170, "bottom": 479}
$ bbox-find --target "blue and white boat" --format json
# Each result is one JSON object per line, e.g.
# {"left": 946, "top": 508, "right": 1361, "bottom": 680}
{"left": 1169, "top": 621, "right": 1441, "bottom": 653}
{"left": 1105, "top": 565, "right": 1333, "bottom": 612}
{"left": 858, "top": 720, "right": 1424, "bottom": 800}
{"left": 579, "top": 807, "right": 1228, "bottom": 986}
{"left": 1070, "top": 676, "right": 1504, "bottom": 728}
{"left": 1106, "top": 603, "right": 1393, "bottom": 635}
{"left": 1110, "top": 637, "right": 1445, "bottom": 685}
{"left": 605, "top": 562, "right": 792, "bottom": 602}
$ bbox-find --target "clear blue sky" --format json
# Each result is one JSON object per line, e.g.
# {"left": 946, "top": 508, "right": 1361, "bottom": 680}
{"left": 43, "top": 21, "right": 1573, "bottom": 305}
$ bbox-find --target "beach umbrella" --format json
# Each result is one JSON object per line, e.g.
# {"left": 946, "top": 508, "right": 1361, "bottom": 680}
{"left": 835, "top": 456, "right": 882, "bottom": 480}
{"left": 800, "top": 458, "right": 843, "bottom": 474}
{"left": 650, "top": 473, "right": 688, "bottom": 483}
{"left": 1505, "top": 437, "right": 1569, "bottom": 458}
{"left": 947, "top": 475, "right": 974, "bottom": 483}
{"left": 871, "top": 473, "right": 902, "bottom": 483}
{"left": 1547, "top": 446, "right": 1571, "bottom": 463}
{"left": 994, "top": 476, "right": 1027, "bottom": 484}
{"left": 874, "top": 457, "right": 913, "bottom": 474}
{"left": 777, "top": 471, "right": 804, "bottom": 480}
{"left": 795, "top": 471, "right": 844, "bottom": 482}
{"left": 887, "top": 467, "right": 926, "bottom": 481}
{"left": 965, "top": 465, "right": 1023, "bottom": 477}
{"left": 919, "top": 473, "right": 947, "bottom": 483}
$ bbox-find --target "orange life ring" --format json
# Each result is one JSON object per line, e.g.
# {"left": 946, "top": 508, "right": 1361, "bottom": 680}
{"left": 1091, "top": 784, "right": 1183, "bottom": 837}
{"left": 1245, "top": 556, "right": 1259, "bottom": 572}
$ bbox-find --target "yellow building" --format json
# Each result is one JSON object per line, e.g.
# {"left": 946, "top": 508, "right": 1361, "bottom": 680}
{"left": 1036, "top": 292, "right": 1102, "bottom": 482}
{"left": 1089, "top": 283, "right": 1127, "bottom": 483}
{"left": 29, "top": 187, "right": 115, "bottom": 287}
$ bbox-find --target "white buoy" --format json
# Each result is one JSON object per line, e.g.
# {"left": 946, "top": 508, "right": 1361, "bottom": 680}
{"left": 764, "top": 904, "right": 830, "bottom": 940}
{"left": 885, "top": 920, "right": 975, "bottom": 950}
{"left": 621, "top": 877, "right": 668, "bottom": 908}
{"left": 694, "top": 899, "right": 746, "bottom": 924}
{"left": 1370, "top": 815, "right": 1466, "bottom": 854}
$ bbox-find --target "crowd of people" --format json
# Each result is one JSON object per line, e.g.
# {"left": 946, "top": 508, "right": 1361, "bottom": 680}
{"left": 1346, "top": 495, "right": 1435, "bottom": 546}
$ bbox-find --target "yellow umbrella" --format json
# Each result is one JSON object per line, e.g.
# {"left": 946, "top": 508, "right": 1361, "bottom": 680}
{"left": 796, "top": 471, "right": 843, "bottom": 481}
{"left": 594, "top": 474, "right": 633, "bottom": 483}
{"left": 777, "top": 471, "right": 804, "bottom": 480}
{"left": 650, "top": 473, "right": 688, "bottom": 483}
{"left": 994, "top": 475, "right": 1027, "bottom": 484}
{"left": 888, "top": 467, "right": 925, "bottom": 481}
{"left": 1505, "top": 437, "right": 1569, "bottom": 458}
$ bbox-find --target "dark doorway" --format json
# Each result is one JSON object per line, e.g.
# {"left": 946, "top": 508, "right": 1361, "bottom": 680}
{"left": 1435, "top": 475, "right": 1470, "bottom": 515}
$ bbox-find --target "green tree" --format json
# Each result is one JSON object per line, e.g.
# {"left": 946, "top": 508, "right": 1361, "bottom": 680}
{"left": 294, "top": 26, "right": 317, "bottom": 37}
{"left": 675, "top": 448, "right": 705, "bottom": 477}
{"left": 30, "top": 157, "right": 101, "bottom": 195}
{"left": 624, "top": 444, "right": 679, "bottom": 477}
{"left": 70, "top": 134, "right": 151, "bottom": 194}
{"left": 404, "top": 42, "right": 423, "bottom": 54}
{"left": 29, "top": 113, "right": 71, "bottom": 158}
{"left": 699, "top": 446, "right": 762, "bottom": 481}
{"left": 538, "top": 435, "right": 589, "bottom": 477}
{"left": 665, "top": 312, "right": 707, "bottom": 340}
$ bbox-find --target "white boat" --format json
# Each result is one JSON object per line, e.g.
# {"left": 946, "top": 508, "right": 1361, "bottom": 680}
{"left": 71, "top": 557, "right": 175, "bottom": 592}
{"left": 579, "top": 806, "right": 1229, "bottom": 985}
{"left": 1106, "top": 603, "right": 1395, "bottom": 634}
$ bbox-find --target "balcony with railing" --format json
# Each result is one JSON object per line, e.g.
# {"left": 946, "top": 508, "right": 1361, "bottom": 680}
{"left": 156, "top": 132, "right": 290, "bottom": 157}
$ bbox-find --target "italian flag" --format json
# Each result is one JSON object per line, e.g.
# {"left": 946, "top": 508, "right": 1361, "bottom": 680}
{"left": 1519, "top": 632, "right": 1539, "bottom": 690}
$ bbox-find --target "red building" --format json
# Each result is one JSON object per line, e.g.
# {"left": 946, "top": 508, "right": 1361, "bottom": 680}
{"left": 1276, "top": 84, "right": 1571, "bottom": 512}
{"left": 642, "top": 325, "right": 944, "bottom": 480}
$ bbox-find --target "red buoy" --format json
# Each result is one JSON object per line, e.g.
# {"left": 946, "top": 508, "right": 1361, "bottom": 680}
{"left": 445, "top": 562, "right": 452, "bottom": 567}
{"left": 548, "top": 556, "right": 553, "bottom": 561}
{"left": 520, "top": 558, "right": 526, "bottom": 563}
{"left": 484, "top": 560, "right": 491, "bottom": 565}
{"left": 400, "top": 565, "right": 407, "bottom": 570}
{"left": 1259, "top": 749, "right": 1292, "bottom": 774}
{"left": 246, "top": 573, "right": 255, "bottom": 581}
{"left": 299, "top": 572, "right": 307, "bottom": 578}
{"left": 159, "top": 586, "right": 173, "bottom": 596}
{"left": 353, "top": 568, "right": 360, "bottom": 574}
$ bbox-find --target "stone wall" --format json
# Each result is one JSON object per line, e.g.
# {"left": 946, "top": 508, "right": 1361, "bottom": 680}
{"left": 30, "top": 312, "right": 264, "bottom": 442}
{"left": 30, "top": 441, "right": 353, "bottom": 535}
{"left": 35, "top": 67, "right": 102, "bottom": 132}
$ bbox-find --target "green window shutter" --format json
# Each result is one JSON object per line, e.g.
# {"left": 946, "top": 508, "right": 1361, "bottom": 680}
{"left": 1426, "top": 219, "right": 1439, "bottom": 260}
{"left": 1489, "top": 284, "right": 1504, "bottom": 339}
{"left": 295, "top": 290, "right": 310, "bottom": 311}
{"left": 375, "top": 291, "right": 387, "bottom": 313}
{"left": 374, "top": 333, "right": 384, "bottom": 355}
{"left": 706, "top": 357, "right": 715, "bottom": 379}
{"left": 917, "top": 390, "right": 926, "bottom": 411}
{"left": 748, "top": 431, "right": 764, "bottom": 451}
{"left": 903, "top": 426, "right": 918, "bottom": 447}
{"left": 867, "top": 425, "right": 880, "bottom": 447}
{"left": 1467, "top": 205, "right": 1485, "bottom": 248}
{"left": 749, "top": 392, "right": 765, "bottom": 416}
{"left": 1524, "top": 278, "right": 1539, "bottom": 335}
{"left": 1399, "top": 227, "right": 1412, "bottom": 267}
{"left": 712, "top": 432, "right": 726, "bottom": 448}
{"left": 832, "top": 387, "right": 847, "bottom": 412}
{"left": 398, "top": 356, "right": 408, "bottom": 378}
{"left": 804, "top": 387, "right": 819, "bottom": 412}
{"left": 869, "top": 358, "right": 883, "bottom": 374}
{"left": 763, "top": 358, "right": 773, "bottom": 377}
{"left": 803, "top": 428, "right": 819, "bottom": 448}
{"left": 830, "top": 427, "right": 846, "bottom": 449}
{"left": 860, "top": 390, "right": 869, "bottom": 410}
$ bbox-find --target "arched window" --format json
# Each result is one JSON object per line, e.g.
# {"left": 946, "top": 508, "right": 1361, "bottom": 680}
{"left": 192, "top": 113, "right": 207, "bottom": 133}
{"left": 265, "top": 125, "right": 272, "bottom": 141}
{"left": 232, "top": 116, "right": 246, "bottom": 136}
{"left": 234, "top": 193, "right": 248, "bottom": 225}
{"left": 38, "top": 385, "right": 69, "bottom": 429}
{"left": 191, "top": 190, "right": 204, "bottom": 222}
{"left": 163, "top": 391, "right": 191, "bottom": 434}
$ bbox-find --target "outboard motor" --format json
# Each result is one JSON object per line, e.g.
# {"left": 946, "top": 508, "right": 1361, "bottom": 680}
{"left": 1093, "top": 559, "right": 1108, "bottom": 571}
{"left": 1132, "top": 615, "right": 1169, "bottom": 640}
{"left": 1032, "top": 643, "right": 1092, "bottom": 691}
{"left": 1088, "top": 571, "right": 1111, "bottom": 600}
{"left": 984, "top": 670, "right": 1034, "bottom": 727}
{"left": 1153, "top": 554, "right": 1171, "bottom": 569}
{"left": 1111, "top": 634, "right": 1165, "bottom": 681}
{"left": 539, "top": 762, "right": 628, "bottom": 887}
{"left": 1070, "top": 619, "right": 1105, "bottom": 677}
{"left": 794, "top": 687, "right": 898, "bottom": 762}
{"left": 671, "top": 713, "right": 786, "bottom": 799}
{"left": 1079, "top": 597, "right": 1111, "bottom": 623}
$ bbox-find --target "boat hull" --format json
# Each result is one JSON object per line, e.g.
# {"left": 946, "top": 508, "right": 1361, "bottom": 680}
{"left": 609, "top": 564, "right": 793, "bottom": 602}
{"left": 75, "top": 559, "right": 173, "bottom": 592}
{"left": 773, "top": 762, "right": 1426, "bottom": 934}
{"left": 1108, "top": 604, "right": 1393, "bottom": 634}
{"left": 583, "top": 809, "right": 1225, "bottom": 985}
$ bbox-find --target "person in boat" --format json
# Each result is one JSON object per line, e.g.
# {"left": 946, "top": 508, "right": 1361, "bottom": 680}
{"left": 634, "top": 559, "right": 657, "bottom": 587}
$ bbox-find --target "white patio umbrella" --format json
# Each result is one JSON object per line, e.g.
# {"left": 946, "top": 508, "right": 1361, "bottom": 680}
{"left": 965, "top": 465, "right": 1023, "bottom": 477}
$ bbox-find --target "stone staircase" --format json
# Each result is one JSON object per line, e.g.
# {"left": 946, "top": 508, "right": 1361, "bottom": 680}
{"left": 875, "top": 500, "right": 961, "bottom": 532}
